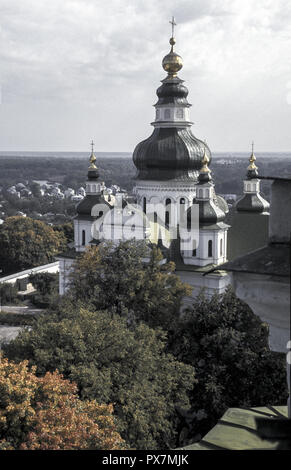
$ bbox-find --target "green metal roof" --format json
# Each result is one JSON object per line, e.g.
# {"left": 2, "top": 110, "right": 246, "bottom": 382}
{"left": 179, "top": 406, "right": 288, "bottom": 450}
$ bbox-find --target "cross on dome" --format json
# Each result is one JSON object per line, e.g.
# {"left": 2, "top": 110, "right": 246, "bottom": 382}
{"left": 89, "top": 139, "right": 97, "bottom": 169}
{"left": 169, "top": 16, "right": 177, "bottom": 38}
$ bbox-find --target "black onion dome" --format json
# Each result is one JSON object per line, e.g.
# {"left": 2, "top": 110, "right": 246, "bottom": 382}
{"left": 215, "top": 194, "right": 229, "bottom": 214}
{"left": 76, "top": 194, "right": 111, "bottom": 219}
{"left": 133, "top": 128, "right": 212, "bottom": 181}
{"left": 247, "top": 167, "right": 259, "bottom": 179}
{"left": 156, "top": 78, "right": 189, "bottom": 106}
{"left": 236, "top": 194, "right": 270, "bottom": 213}
{"left": 87, "top": 167, "right": 99, "bottom": 180}
{"left": 187, "top": 199, "right": 225, "bottom": 226}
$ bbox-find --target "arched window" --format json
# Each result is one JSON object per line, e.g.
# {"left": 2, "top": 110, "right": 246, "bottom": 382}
{"left": 180, "top": 198, "right": 185, "bottom": 204}
{"left": 154, "top": 212, "right": 157, "bottom": 223}
{"left": 82, "top": 230, "right": 86, "bottom": 246}
{"left": 176, "top": 108, "right": 184, "bottom": 119}
{"left": 164, "top": 109, "right": 171, "bottom": 119}
{"left": 220, "top": 238, "right": 223, "bottom": 256}
{"left": 143, "top": 197, "right": 146, "bottom": 214}
{"left": 187, "top": 213, "right": 191, "bottom": 231}
{"left": 165, "top": 198, "right": 171, "bottom": 226}
{"left": 208, "top": 240, "right": 213, "bottom": 257}
{"left": 156, "top": 109, "right": 160, "bottom": 119}
{"left": 165, "top": 211, "right": 169, "bottom": 226}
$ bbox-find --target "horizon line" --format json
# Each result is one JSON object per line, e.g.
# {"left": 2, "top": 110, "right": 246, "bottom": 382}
{"left": 0, "top": 149, "right": 290, "bottom": 154}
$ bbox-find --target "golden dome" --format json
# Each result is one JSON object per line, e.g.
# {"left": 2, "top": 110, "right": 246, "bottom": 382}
{"left": 247, "top": 142, "right": 258, "bottom": 171}
{"left": 89, "top": 151, "right": 97, "bottom": 169}
{"left": 89, "top": 140, "right": 97, "bottom": 169}
{"left": 200, "top": 146, "right": 211, "bottom": 174}
{"left": 162, "top": 37, "right": 183, "bottom": 78}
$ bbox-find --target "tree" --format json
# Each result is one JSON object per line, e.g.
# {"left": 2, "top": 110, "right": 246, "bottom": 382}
{"left": 53, "top": 221, "right": 74, "bottom": 244}
{"left": 0, "top": 355, "right": 124, "bottom": 450}
{"left": 29, "top": 272, "right": 59, "bottom": 307}
{"left": 0, "top": 283, "right": 19, "bottom": 305}
{"left": 0, "top": 216, "right": 66, "bottom": 274}
{"left": 4, "top": 305, "right": 195, "bottom": 449}
{"left": 68, "top": 240, "right": 191, "bottom": 330}
{"left": 167, "top": 287, "right": 288, "bottom": 443}
{"left": 29, "top": 181, "right": 42, "bottom": 198}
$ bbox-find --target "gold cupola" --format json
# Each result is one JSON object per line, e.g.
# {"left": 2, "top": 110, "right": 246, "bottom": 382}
{"left": 87, "top": 140, "right": 99, "bottom": 180}
{"left": 89, "top": 140, "right": 97, "bottom": 169}
{"left": 162, "top": 17, "right": 183, "bottom": 78}
{"left": 198, "top": 144, "right": 212, "bottom": 183}
{"left": 247, "top": 142, "right": 259, "bottom": 178}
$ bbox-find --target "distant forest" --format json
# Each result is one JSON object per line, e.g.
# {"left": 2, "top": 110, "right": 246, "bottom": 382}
{"left": 0, "top": 156, "right": 137, "bottom": 193}
{"left": 0, "top": 154, "right": 291, "bottom": 198}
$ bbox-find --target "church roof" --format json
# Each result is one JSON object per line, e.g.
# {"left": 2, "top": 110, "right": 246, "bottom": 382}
{"left": 75, "top": 194, "right": 111, "bottom": 219}
{"left": 206, "top": 243, "right": 290, "bottom": 278}
{"left": 216, "top": 194, "right": 229, "bottom": 214}
{"left": 236, "top": 193, "right": 270, "bottom": 213}
{"left": 189, "top": 199, "right": 226, "bottom": 226}
{"left": 155, "top": 77, "right": 190, "bottom": 106}
{"left": 132, "top": 29, "right": 212, "bottom": 182}
{"left": 179, "top": 406, "right": 288, "bottom": 450}
{"left": 133, "top": 128, "right": 211, "bottom": 181}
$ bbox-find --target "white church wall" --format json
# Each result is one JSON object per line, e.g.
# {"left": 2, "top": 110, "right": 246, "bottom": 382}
{"left": 74, "top": 219, "right": 94, "bottom": 252}
{"left": 177, "top": 269, "right": 232, "bottom": 304}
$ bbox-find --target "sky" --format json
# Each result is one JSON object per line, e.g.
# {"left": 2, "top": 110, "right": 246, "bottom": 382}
{"left": 0, "top": 0, "right": 291, "bottom": 152}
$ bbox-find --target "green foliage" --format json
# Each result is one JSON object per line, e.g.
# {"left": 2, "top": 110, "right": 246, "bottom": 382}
{"left": 0, "top": 283, "right": 19, "bottom": 305}
{"left": 0, "top": 216, "right": 66, "bottom": 274}
{"left": 29, "top": 272, "right": 59, "bottom": 307}
{"left": 0, "top": 156, "right": 135, "bottom": 193}
{"left": 4, "top": 304, "right": 195, "bottom": 450}
{"left": 167, "top": 287, "right": 288, "bottom": 442}
{"left": 53, "top": 222, "right": 74, "bottom": 244}
{"left": 29, "top": 182, "right": 41, "bottom": 198}
{"left": 68, "top": 240, "right": 191, "bottom": 330}
{"left": 0, "top": 312, "right": 36, "bottom": 326}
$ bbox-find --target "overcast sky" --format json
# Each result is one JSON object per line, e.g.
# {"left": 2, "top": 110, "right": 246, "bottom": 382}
{"left": 0, "top": 0, "right": 291, "bottom": 152}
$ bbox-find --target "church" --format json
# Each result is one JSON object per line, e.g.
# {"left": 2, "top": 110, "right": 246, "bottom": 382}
{"left": 58, "top": 24, "right": 270, "bottom": 300}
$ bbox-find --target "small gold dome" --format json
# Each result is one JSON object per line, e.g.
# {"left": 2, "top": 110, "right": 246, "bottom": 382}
{"left": 89, "top": 140, "right": 97, "bottom": 169}
{"left": 162, "top": 37, "right": 183, "bottom": 78}
{"left": 247, "top": 142, "right": 258, "bottom": 171}
{"left": 89, "top": 151, "right": 97, "bottom": 169}
{"left": 200, "top": 146, "right": 211, "bottom": 174}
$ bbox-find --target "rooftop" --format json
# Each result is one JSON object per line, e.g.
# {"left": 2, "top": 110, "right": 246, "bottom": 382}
{"left": 205, "top": 243, "right": 290, "bottom": 278}
{"left": 179, "top": 406, "right": 288, "bottom": 450}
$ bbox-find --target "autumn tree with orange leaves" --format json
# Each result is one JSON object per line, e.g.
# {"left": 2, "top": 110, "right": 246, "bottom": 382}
{"left": 0, "top": 355, "right": 125, "bottom": 450}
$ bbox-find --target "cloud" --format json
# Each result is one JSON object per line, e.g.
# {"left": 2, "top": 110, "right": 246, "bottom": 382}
{"left": 0, "top": 0, "right": 290, "bottom": 151}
